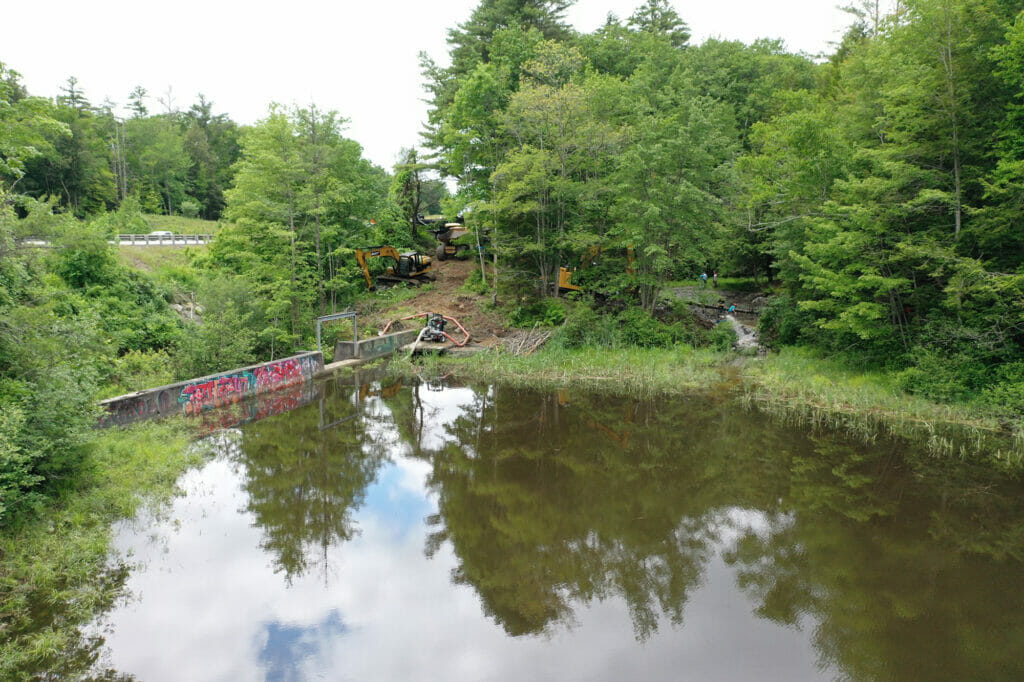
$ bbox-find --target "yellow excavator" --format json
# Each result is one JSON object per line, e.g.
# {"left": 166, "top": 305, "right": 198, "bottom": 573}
{"left": 558, "top": 245, "right": 636, "bottom": 293}
{"left": 355, "top": 246, "right": 433, "bottom": 291}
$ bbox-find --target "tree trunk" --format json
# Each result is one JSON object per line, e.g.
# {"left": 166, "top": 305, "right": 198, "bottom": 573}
{"left": 475, "top": 218, "right": 487, "bottom": 286}
{"left": 491, "top": 227, "right": 499, "bottom": 306}
{"left": 314, "top": 190, "right": 324, "bottom": 315}
{"left": 289, "top": 201, "right": 299, "bottom": 341}
{"left": 939, "top": 4, "right": 962, "bottom": 240}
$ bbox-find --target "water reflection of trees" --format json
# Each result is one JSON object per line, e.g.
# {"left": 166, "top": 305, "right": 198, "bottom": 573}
{"left": 231, "top": 379, "right": 392, "bottom": 583}
{"left": 404, "top": 382, "right": 1024, "bottom": 677}
{"left": 408, "top": 386, "right": 799, "bottom": 640}
{"left": 224, "top": 373, "right": 1024, "bottom": 677}
{"left": 725, "top": 440, "right": 1024, "bottom": 680}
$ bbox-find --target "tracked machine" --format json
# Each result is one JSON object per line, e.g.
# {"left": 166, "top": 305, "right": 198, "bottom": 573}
{"left": 416, "top": 214, "right": 486, "bottom": 261}
{"left": 355, "top": 246, "right": 433, "bottom": 291}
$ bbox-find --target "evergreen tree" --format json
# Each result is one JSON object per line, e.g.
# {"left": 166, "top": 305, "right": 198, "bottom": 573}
{"left": 627, "top": 0, "right": 691, "bottom": 48}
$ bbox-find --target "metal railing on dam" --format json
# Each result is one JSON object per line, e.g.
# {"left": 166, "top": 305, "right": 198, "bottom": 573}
{"left": 115, "top": 233, "right": 215, "bottom": 245}
{"left": 18, "top": 234, "right": 215, "bottom": 248}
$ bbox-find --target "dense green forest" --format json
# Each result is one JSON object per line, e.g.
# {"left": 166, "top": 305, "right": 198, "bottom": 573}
{"left": 421, "top": 0, "right": 1024, "bottom": 404}
{"left": 5, "top": 0, "right": 1024, "bottom": 527}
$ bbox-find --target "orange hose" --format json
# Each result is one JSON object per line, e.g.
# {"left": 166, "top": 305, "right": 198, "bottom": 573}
{"left": 381, "top": 312, "right": 471, "bottom": 347}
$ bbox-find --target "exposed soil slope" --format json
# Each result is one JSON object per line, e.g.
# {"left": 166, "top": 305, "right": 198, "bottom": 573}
{"left": 362, "top": 258, "right": 507, "bottom": 347}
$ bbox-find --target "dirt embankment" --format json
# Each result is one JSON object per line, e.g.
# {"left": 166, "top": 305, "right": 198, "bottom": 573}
{"left": 361, "top": 262, "right": 774, "bottom": 350}
{"left": 361, "top": 258, "right": 508, "bottom": 347}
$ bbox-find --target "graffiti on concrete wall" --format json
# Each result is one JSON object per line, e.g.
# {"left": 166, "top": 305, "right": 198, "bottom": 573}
{"left": 193, "top": 381, "right": 320, "bottom": 434}
{"left": 179, "top": 372, "right": 255, "bottom": 415}
{"left": 100, "top": 352, "right": 323, "bottom": 427}
{"left": 178, "top": 355, "right": 319, "bottom": 414}
{"left": 102, "top": 387, "right": 180, "bottom": 426}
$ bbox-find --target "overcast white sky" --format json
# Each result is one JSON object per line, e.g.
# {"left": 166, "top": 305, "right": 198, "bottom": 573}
{"left": 4, "top": 1, "right": 855, "bottom": 170}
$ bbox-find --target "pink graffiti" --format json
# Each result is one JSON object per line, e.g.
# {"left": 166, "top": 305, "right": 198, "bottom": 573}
{"left": 217, "top": 375, "right": 251, "bottom": 393}
{"left": 178, "top": 374, "right": 256, "bottom": 414}
{"left": 179, "top": 380, "right": 218, "bottom": 415}
{"left": 196, "top": 383, "right": 313, "bottom": 434}
{"left": 177, "top": 357, "right": 315, "bottom": 415}
{"left": 253, "top": 358, "right": 304, "bottom": 389}
{"left": 96, "top": 354, "right": 321, "bottom": 423}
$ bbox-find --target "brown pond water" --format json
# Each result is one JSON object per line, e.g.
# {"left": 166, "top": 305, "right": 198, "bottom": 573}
{"left": 88, "top": 372, "right": 1024, "bottom": 681}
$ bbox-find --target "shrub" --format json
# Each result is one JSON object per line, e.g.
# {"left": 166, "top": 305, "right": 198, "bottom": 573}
{"left": 709, "top": 323, "right": 738, "bottom": 352}
{"left": 103, "top": 350, "right": 177, "bottom": 397}
{"left": 460, "top": 267, "right": 490, "bottom": 296}
{"left": 896, "top": 348, "right": 989, "bottom": 403}
{"left": 179, "top": 199, "right": 201, "bottom": 219}
{"left": 758, "top": 295, "right": 810, "bottom": 346}
{"left": 554, "top": 304, "right": 617, "bottom": 348}
{"left": 52, "top": 226, "right": 119, "bottom": 288}
{"left": 0, "top": 311, "right": 102, "bottom": 525}
{"left": 980, "top": 362, "right": 1024, "bottom": 417}
{"left": 173, "top": 307, "right": 257, "bottom": 379}
{"left": 90, "top": 195, "right": 150, "bottom": 236}
{"left": 0, "top": 405, "right": 42, "bottom": 524}
{"left": 615, "top": 308, "right": 684, "bottom": 348}
{"left": 663, "top": 299, "right": 708, "bottom": 347}
{"left": 509, "top": 298, "right": 567, "bottom": 327}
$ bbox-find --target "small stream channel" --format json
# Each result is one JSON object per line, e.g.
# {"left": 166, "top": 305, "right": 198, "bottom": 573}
{"left": 83, "top": 373, "right": 1024, "bottom": 681}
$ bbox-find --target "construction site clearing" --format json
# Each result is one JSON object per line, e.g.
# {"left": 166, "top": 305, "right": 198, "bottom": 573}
{"left": 341, "top": 257, "right": 767, "bottom": 368}
{"left": 356, "top": 258, "right": 504, "bottom": 353}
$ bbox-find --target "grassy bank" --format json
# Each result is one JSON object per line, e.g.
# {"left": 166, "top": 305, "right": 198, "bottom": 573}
{"left": 392, "top": 345, "right": 731, "bottom": 396}
{"left": 394, "top": 344, "right": 1024, "bottom": 469}
{"left": 744, "top": 347, "right": 1023, "bottom": 468}
{"left": 0, "top": 420, "right": 206, "bottom": 678}
{"left": 117, "top": 245, "right": 203, "bottom": 273}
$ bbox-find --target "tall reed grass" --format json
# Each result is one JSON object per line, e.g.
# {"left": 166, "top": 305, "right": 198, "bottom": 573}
{"left": 742, "top": 347, "right": 1024, "bottom": 467}
{"left": 391, "top": 345, "right": 730, "bottom": 397}
{"left": 392, "top": 343, "right": 1024, "bottom": 468}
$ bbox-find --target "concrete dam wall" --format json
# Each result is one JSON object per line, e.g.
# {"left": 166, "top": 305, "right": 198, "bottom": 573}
{"left": 100, "top": 351, "right": 323, "bottom": 427}
{"left": 334, "top": 329, "right": 420, "bottom": 362}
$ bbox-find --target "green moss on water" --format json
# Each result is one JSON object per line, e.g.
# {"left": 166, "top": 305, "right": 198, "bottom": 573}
{"left": 0, "top": 419, "right": 206, "bottom": 678}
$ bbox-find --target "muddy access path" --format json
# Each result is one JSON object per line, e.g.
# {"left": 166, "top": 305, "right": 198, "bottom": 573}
{"left": 360, "top": 258, "right": 509, "bottom": 348}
